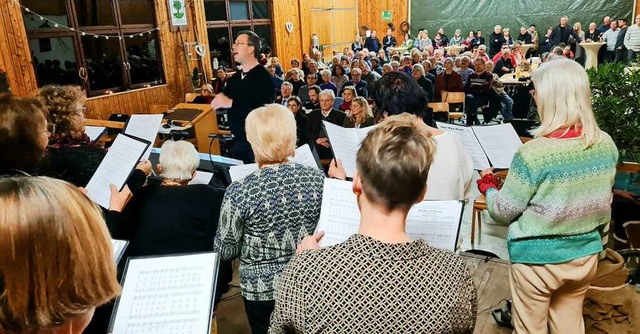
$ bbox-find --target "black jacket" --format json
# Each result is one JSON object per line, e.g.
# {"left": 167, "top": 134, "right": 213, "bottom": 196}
{"left": 616, "top": 27, "right": 628, "bottom": 49}
{"left": 489, "top": 33, "right": 507, "bottom": 56}
{"left": 383, "top": 36, "right": 397, "bottom": 51}
{"left": 550, "top": 25, "right": 582, "bottom": 46}
{"left": 417, "top": 76, "right": 434, "bottom": 103}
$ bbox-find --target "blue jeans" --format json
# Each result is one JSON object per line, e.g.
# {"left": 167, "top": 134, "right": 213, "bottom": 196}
{"left": 499, "top": 92, "right": 513, "bottom": 121}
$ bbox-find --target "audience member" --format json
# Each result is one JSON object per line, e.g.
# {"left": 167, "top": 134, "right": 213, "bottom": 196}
{"left": 298, "top": 72, "right": 319, "bottom": 103}
{"left": 570, "top": 22, "right": 586, "bottom": 64}
{"left": 489, "top": 25, "right": 507, "bottom": 57}
{"left": 382, "top": 29, "right": 397, "bottom": 57}
{"left": 415, "top": 29, "right": 432, "bottom": 52}
{"left": 550, "top": 16, "right": 582, "bottom": 46}
{"left": 287, "top": 69, "right": 304, "bottom": 95}
{"left": 214, "top": 104, "right": 324, "bottom": 334}
{"left": 517, "top": 26, "right": 532, "bottom": 44}
{"left": 464, "top": 58, "right": 501, "bottom": 125}
{"left": 503, "top": 28, "right": 514, "bottom": 46}
{"left": 0, "top": 94, "right": 50, "bottom": 176}
{"left": 529, "top": 25, "right": 540, "bottom": 56}
{"left": 342, "top": 96, "right": 375, "bottom": 128}
{"left": 476, "top": 44, "right": 490, "bottom": 62}
{"left": 494, "top": 49, "right": 516, "bottom": 76}
{"left": 457, "top": 56, "right": 475, "bottom": 83}
{"left": 360, "top": 61, "right": 381, "bottom": 95}
{"left": 0, "top": 176, "right": 120, "bottom": 333}
{"left": 477, "top": 58, "right": 618, "bottom": 333}
{"left": 212, "top": 67, "right": 227, "bottom": 94}
{"left": 341, "top": 68, "right": 368, "bottom": 98}
{"left": 275, "top": 82, "right": 293, "bottom": 105}
{"left": 339, "top": 86, "right": 356, "bottom": 112}
{"left": 422, "top": 60, "right": 437, "bottom": 85}
{"left": 586, "top": 22, "right": 602, "bottom": 42}
{"left": 382, "top": 63, "right": 393, "bottom": 74}
{"left": 472, "top": 30, "right": 485, "bottom": 50}
{"left": 412, "top": 63, "right": 434, "bottom": 103}
{"left": 305, "top": 89, "right": 346, "bottom": 159}
{"left": 331, "top": 64, "right": 349, "bottom": 93}
{"left": 603, "top": 20, "right": 620, "bottom": 62}
{"left": 267, "top": 65, "right": 284, "bottom": 95}
{"left": 615, "top": 18, "right": 628, "bottom": 63}
{"left": 463, "top": 30, "right": 475, "bottom": 50}
{"left": 364, "top": 30, "right": 381, "bottom": 53}
{"left": 624, "top": 15, "right": 640, "bottom": 62}
{"left": 269, "top": 57, "right": 284, "bottom": 77}
{"left": 598, "top": 16, "right": 612, "bottom": 34}
{"left": 485, "top": 61, "right": 514, "bottom": 122}
{"left": 302, "top": 85, "right": 321, "bottom": 111}
{"left": 435, "top": 58, "right": 464, "bottom": 102}
{"left": 351, "top": 35, "right": 363, "bottom": 53}
{"left": 192, "top": 83, "right": 214, "bottom": 104}
{"left": 270, "top": 115, "right": 477, "bottom": 333}
{"left": 286, "top": 96, "right": 309, "bottom": 147}
{"left": 450, "top": 29, "right": 464, "bottom": 45}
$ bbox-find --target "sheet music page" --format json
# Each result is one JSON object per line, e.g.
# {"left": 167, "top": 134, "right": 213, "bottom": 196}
{"left": 292, "top": 144, "right": 320, "bottom": 169}
{"left": 436, "top": 122, "right": 490, "bottom": 170}
{"left": 316, "top": 179, "right": 464, "bottom": 250}
{"left": 472, "top": 123, "right": 523, "bottom": 169}
{"left": 111, "top": 239, "right": 129, "bottom": 264}
{"left": 196, "top": 152, "right": 244, "bottom": 166}
{"left": 355, "top": 124, "right": 376, "bottom": 142}
{"left": 85, "top": 134, "right": 149, "bottom": 208}
{"left": 229, "top": 163, "right": 258, "bottom": 182}
{"left": 85, "top": 126, "right": 106, "bottom": 142}
{"left": 315, "top": 178, "right": 361, "bottom": 247}
{"left": 323, "top": 121, "right": 365, "bottom": 178}
{"left": 405, "top": 200, "right": 464, "bottom": 251}
{"left": 109, "top": 253, "right": 218, "bottom": 334}
{"left": 123, "top": 114, "right": 164, "bottom": 160}
{"left": 188, "top": 171, "right": 214, "bottom": 185}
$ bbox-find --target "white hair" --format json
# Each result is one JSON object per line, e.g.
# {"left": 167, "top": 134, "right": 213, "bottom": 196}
{"left": 281, "top": 81, "right": 293, "bottom": 89}
{"left": 318, "top": 89, "right": 335, "bottom": 100}
{"left": 530, "top": 58, "right": 601, "bottom": 147}
{"left": 412, "top": 63, "right": 425, "bottom": 76}
{"left": 320, "top": 69, "right": 331, "bottom": 76}
{"left": 159, "top": 140, "right": 199, "bottom": 181}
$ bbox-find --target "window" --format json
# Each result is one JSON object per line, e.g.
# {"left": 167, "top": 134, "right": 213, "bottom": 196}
{"left": 204, "top": 0, "right": 273, "bottom": 70}
{"left": 21, "top": 0, "right": 165, "bottom": 96}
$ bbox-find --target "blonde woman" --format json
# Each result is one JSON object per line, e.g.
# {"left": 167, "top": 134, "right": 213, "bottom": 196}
{"left": 214, "top": 104, "right": 324, "bottom": 333}
{"left": 571, "top": 22, "right": 586, "bottom": 63}
{"left": 0, "top": 176, "right": 120, "bottom": 333}
{"left": 477, "top": 59, "right": 618, "bottom": 333}
{"left": 343, "top": 96, "right": 375, "bottom": 128}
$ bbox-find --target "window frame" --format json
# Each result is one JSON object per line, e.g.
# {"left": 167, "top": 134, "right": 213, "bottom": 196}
{"left": 21, "top": 0, "right": 165, "bottom": 97}
{"left": 204, "top": 0, "right": 274, "bottom": 70}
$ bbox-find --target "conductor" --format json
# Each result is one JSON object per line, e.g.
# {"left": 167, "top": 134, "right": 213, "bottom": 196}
{"left": 212, "top": 31, "right": 275, "bottom": 163}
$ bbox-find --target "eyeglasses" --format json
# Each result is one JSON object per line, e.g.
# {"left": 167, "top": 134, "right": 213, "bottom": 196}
{"left": 233, "top": 42, "right": 253, "bottom": 46}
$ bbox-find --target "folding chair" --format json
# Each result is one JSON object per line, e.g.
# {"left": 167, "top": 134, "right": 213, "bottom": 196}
{"left": 442, "top": 91, "right": 465, "bottom": 123}
{"left": 428, "top": 102, "right": 449, "bottom": 123}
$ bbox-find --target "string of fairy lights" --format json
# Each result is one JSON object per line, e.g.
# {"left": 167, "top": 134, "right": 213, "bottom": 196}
{"left": 14, "top": 0, "right": 196, "bottom": 40}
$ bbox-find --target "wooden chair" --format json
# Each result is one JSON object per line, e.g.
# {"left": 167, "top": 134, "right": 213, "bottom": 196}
{"left": 442, "top": 91, "right": 465, "bottom": 123}
{"left": 85, "top": 118, "right": 126, "bottom": 147}
{"left": 471, "top": 170, "right": 509, "bottom": 245}
{"left": 185, "top": 93, "right": 198, "bottom": 103}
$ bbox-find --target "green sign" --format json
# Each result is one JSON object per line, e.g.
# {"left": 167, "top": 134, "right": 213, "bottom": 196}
{"left": 382, "top": 10, "right": 392, "bottom": 21}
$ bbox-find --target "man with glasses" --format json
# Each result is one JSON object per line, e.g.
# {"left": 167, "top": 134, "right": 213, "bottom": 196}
{"left": 212, "top": 31, "right": 275, "bottom": 163}
{"left": 305, "top": 89, "right": 346, "bottom": 159}
{"left": 298, "top": 72, "right": 319, "bottom": 103}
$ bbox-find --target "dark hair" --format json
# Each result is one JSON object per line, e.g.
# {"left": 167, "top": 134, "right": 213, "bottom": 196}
{"left": 332, "top": 64, "right": 345, "bottom": 76}
{"left": 308, "top": 85, "right": 321, "bottom": 95}
{"left": 370, "top": 57, "right": 379, "bottom": 64}
{"left": 287, "top": 95, "right": 302, "bottom": 106}
{"left": 371, "top": 72, "right": 428, "bottom": 118}
{"left": 618, "top": 18, "right": 627, "bottom": 23}
{"left": 529, "top": 24, "right": 536, "bottom": 28}
{"left": 0, "top": 94, "right": 49, "bottom": 171}
{"left": 237, "top": 30, "right": 261, "bottom": 58}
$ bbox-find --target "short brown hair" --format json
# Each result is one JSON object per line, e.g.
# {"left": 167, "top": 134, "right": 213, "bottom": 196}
{"left": 0, "top": 94, "right": 48, "bottom": 171}
{"left": 38, "top": 85, "right": 87, "bottom": 139}
{"left": 0, "top": 177, "right": 120, "bottom": 332}
{"left": 356, "top": 114, "right": 436, "bottom": 211}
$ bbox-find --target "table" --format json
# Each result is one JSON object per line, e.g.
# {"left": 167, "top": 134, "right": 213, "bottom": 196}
{"left": 446, "top": 45, "right": 467, "bottom": 55}
{"left": 580, "top": 42, "right": 606, "bottom": 70}
{"left": 520, "top": 44, "right": 534, "bottom": 57}
{"left": 460, "top": 252, "right": 512, "bottom": 333}
{"left": 499, "top": 74, "right": 533, "bottom": 118}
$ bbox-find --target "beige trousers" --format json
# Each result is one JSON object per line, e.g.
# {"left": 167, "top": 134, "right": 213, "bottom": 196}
{"left": 508, "top": 254, "right": 598, "bottom": 334}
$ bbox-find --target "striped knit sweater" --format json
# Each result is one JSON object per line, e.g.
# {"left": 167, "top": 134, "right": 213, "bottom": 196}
{"left": 624, "top": 25, "right": 640, "bottom": 51}
{"left": 486, "top": 131, "right": 618, "bottom": 264}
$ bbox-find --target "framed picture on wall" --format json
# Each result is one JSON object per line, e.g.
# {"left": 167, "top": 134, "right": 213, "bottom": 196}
{"left": 167, "top": 0, "right": 189, "bottom": 32}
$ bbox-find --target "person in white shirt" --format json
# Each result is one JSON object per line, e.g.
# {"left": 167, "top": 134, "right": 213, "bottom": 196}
{"left": 602, "top": 20, "right": 620, "bottom": 63}
{"left": 624, "top": 15, "right": 640, "bottom": 62}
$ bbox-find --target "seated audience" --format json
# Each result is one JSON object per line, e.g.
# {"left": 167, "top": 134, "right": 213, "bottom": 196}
{"left": 382, "top": 63, "right": 393, "bottom": 74}
{"left": 339, "top": 86, "right": 356, "bottom": 112}
{"left": 341, "top": 68, "right": 368, "bottom": 98}
{"left": 319, "top": 69, "right": 337, "bottom": 94}
{"left": 477, "top": 59, "right": 618, "bottom": 333}
{"left": 212, "top": 67, "right": 227, "bottom": 94}
{"left": 0, "top": 94, "right": 50, "bottom": 177}
{"left": 399, "top": 56, "right": 413, "bottom": 75}
{"left": 331, "top": 64, "right": 349, "bottom": 93}
{"left": 275, "top": 81, "right": 293, "bottom": 105}
{"left": 215, "top": 104, "right": 324, "bottom": 334}
{"left": 267, "top": 65, "right": 284, "bottom": 95}
{"left": 270, "top": 114, "right": 477, "bottom": 333}
{"left": 269, "top": 57, "right": 284, "bottom": 78}
{"left": 586, "top": 22, "right": 602, "bottom": 41}
{"left": 517, "top": 26, "right": 533, "bottom": 44}
{"left": 485, "top": 61, "right": 514, "bottom": 122}
{"left": 464, "top": 58, "right": 502, "bottom": 125}
{"left": 286, "top": 96, "right": 309, "bottom": 147}
{"left": 412, "top": 63, "right": 434, "bottom": 104}
{"left": 360, "top": 61, "right": 381, "bottom": 95}
{"left": 298, "top": 72, "right": 319, "bottom": 103}
{"left": 472, "top": 30, "right": 486, "bottom": 50}
{"left": 436, "top": 58, "right": 464, "bottom": 102}
{"left": 422, "top": 61, "right": 437, "bottom": 86}
{"left": 370, "top": 57, "right": 383, "bottom": 74}
{"left": 494, "top": 49, "right": 516, "bottom": 76}
{"left": 0, "top": 176, "right": 120, "bottom": 333}
{"left": 343, "top": 96, "right": 375, "bottom": 128}
{"left": 191, "top": 83, "right": 214, "bottom": 104}
{"left": 302, "top": 85, "right": 321, "bottom": 111}
{"left": 476, "top": 44, "right": 490, "bottom": 62}
{"left": 306, "top": 90, "right": 346, "bottom": 159}
{"left": 287, "top": 69, "right": 304, "bottom": 95}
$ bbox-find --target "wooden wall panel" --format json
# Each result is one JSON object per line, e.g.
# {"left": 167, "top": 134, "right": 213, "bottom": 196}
{"left": 272, "top": 0, "right": 303, "bottom": 69}
{"left": 0, "top": 1, "right": 39, "bottom": 96}
{"left": 358, "top": 0, "right": 409, "bottom": 43}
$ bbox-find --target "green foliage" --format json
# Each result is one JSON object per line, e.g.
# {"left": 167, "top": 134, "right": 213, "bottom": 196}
{"left": 587, "top": 62, "right": 640, "bottom": 163}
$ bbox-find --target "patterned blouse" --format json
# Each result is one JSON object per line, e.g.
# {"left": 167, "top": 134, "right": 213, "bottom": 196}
{"left": 269, "top": 234, "right": 478, "bottom": 333}
{"left": 214, "top": 162, "right": 324, "bottom": 301}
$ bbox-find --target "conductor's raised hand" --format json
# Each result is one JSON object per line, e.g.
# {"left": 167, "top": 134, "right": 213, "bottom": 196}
{"left": 212, "top": 93, "right": 233, "bottom": 110}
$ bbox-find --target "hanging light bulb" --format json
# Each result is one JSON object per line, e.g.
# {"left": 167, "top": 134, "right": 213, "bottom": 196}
{"left": 105, "top": 36, "right": 109, "bottom": 40}
{"left": 54, "top": 23, "right": 58, "bottom": 27}
{"left": 82, "top": 32, "right": 86, "bottom": 36}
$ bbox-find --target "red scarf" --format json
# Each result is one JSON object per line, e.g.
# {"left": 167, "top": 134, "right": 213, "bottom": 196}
{"left": 546, "top": 125, "right": 582, "bottom": 139}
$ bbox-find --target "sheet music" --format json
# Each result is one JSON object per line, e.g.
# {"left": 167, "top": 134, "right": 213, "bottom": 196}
{"left": 323, "top": 122, "right": 375, "bottom": 178}
{"left": 85, "top": 134, "right": 149, "bottom": 208}
{"left": 472, "top": 123, "right": 522, "bottom": 169}
{"left": 229, "top": 164, "right": 258, "bottom": 182}
{"left": 293, "top": 144, "right": 320, "bottom": 169}
{"left": 195, "top": 152, "right": 244, "bottom": 166}
{"left": 123, "top": 114, "right": 164, "bottom": 160}
{"left": 109, "top": 253, "right": 218, "bottom": 334}
{"left": 111, "top": 239, "right": 129, "bottom": 264}
{"left": 188, "top": 171, "right": 214, "bottom": 185}
{"left": 315, "top": 179, "right": 463, "bottom": 251}
{"left": 436, "top": 122, "right": 491, "bottom": 170}
{"left": 85, "top": 126, "right": 106, "bottom": 142}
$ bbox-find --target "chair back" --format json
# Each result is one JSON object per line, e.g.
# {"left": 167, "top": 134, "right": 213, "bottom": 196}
{"left": 428, "top": 102, "right": 449, "bottom": 112}
{"left": 333, "top": 97, "right": 344, "bottom": 109}
{"left": 443, "top": 91, "right": 466, "bottom": 104}
{"left": 185, "top": 93, "right": 198, "bottom": 103}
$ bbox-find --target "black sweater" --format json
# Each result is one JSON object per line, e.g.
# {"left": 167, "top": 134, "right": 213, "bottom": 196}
{"left": 109, "top": 184, "right": 233, "bottom": 304}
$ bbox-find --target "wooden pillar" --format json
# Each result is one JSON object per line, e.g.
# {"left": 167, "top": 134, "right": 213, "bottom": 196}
{"left": 0, "top": 0, "right": 38, "bottom": 96}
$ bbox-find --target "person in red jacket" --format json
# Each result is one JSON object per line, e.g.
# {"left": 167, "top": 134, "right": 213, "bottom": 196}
{"left": 434, "top": 58, "right": 464, "bottom": 102}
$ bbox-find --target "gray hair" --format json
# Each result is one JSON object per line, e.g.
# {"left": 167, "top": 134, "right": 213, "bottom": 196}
{"left": 281, "top": 81, "right": 293, "bottom": 89}
{"left": 159, "top": 140, "right": 199, "bottom": 181}
{"left": 320, "top": 69, "right": 331, "bottom": 76}
{"left": 412, "top": 63, "right": 425, "bottom": 76}
{"left": 318, "top": 89, "right": 336, "bottom": 100}
{"left": 478, "top": 45, "right": 487, "bottom": 51}
{"left": 382, "top": 63, "right": 393, "bottom": 70}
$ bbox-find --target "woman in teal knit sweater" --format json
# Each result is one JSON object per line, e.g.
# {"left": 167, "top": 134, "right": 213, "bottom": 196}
{"left": 477, "top": 58, "right": 618, "bottom": 334}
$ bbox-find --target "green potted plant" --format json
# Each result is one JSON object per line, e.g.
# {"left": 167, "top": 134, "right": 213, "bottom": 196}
{"left": 587, "top": 62, "right": 640, "bottom": 163}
